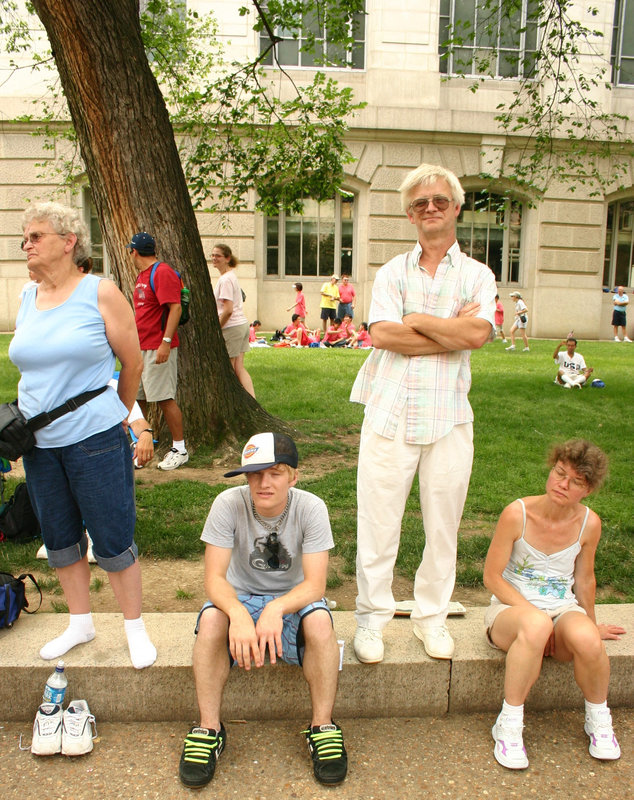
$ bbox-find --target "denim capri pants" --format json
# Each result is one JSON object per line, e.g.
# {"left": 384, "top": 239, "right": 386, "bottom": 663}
{"left": 22, "top": 423, "right": 138, "bottom": 572}
{"left": 196, "top": 594, "right": 332, "bottom": 666}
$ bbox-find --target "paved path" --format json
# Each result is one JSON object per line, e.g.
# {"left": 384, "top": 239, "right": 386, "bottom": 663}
{"left": 2, "top": 710, "right": 632, "bottom": 800}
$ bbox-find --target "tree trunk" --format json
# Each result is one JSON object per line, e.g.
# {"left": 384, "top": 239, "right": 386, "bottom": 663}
{"left": 31, "top": 0, "right": 281, "bottom": 447}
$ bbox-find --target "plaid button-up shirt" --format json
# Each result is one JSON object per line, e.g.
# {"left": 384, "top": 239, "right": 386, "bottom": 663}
{"left": 350, "top": 241, "right": 497, "bottom": 445}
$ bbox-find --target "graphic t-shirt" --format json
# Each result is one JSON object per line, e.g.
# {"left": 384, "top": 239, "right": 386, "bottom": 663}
{"left": 201, "top": 485, "right": 333, "bottom": 595}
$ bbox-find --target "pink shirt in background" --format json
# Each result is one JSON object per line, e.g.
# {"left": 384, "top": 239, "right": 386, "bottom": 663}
{"left": 295, "top": 291, "right": 306, "bottom": 318}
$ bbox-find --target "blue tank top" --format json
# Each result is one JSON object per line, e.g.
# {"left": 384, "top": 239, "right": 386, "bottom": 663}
{"left": 9, "top": 274, "right": 129, "bottom": 447}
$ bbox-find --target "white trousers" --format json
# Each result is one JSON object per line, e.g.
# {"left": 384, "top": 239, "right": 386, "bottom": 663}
{"left": 355, "top": 413, "right": 474, "bottom": 630}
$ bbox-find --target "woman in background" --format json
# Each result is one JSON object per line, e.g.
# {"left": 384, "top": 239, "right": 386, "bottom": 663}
{"left": 212, "top": 244, "right": 255, "bottom": 397}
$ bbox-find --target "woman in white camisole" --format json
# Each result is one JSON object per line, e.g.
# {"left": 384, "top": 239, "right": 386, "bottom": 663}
{"left": 482, "top": 440, "right": 625, "bottom": 771}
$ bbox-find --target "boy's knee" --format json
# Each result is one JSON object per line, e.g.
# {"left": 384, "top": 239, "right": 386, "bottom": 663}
{"left": 302, "top": 609, "right": 335, "bottom": 646}
{"left": 197, "top": 607, "right": 229, "bottom": 642}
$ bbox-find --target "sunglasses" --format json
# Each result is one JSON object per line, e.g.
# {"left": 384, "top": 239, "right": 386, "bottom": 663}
{"left": 408, "top": 196, "right": 452, "bottom": 213}
{"left": 21, "top": 232, "right": 65, "bottom": 250}
{"left": 264, "top": 532, "right": 281, "bottom": 569}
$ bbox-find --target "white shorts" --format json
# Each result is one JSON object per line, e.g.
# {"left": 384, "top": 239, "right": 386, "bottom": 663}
{"left": 484, "top": 601, "right": 586, "bottom": 649}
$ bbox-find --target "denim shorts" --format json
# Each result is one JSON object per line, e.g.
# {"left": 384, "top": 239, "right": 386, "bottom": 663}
{"left": 23, "top": 424, "right": 138, "bottom": 572}
{"left": 195, "top": 594, "right": 332, "bottom": 666}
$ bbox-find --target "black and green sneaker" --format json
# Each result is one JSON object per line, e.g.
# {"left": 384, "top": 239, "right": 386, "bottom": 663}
{"left": 303, "top": 722, "right": 348, "bottom": 784}
{"left": 179, "top": 724, "right": 226, "bottom": 788}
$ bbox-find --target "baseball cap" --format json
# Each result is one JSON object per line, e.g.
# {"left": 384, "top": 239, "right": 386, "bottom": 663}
{"left": 224, "top": 432, "right": 299, "bottom": 477}
{"left": 509, "top": 291, "right": 521, "bottom": 298}
{"left": 125, "top": 232, "right": 156, "bottom": 255}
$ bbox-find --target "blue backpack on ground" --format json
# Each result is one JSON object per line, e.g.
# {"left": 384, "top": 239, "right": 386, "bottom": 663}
{"left": 0, "top": 571, "right": 42, "bottom": 628}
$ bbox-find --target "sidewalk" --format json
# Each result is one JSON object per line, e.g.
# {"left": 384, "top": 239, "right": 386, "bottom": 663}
{"left": 1, "top": 711, "right": 632, "bottom": 800}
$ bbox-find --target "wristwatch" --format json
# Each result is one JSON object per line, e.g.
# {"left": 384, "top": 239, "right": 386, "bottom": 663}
{"left": 162, "top": 337, "right": 172, "bottom": 343}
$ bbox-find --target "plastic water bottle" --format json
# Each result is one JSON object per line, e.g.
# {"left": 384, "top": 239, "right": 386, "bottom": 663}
{"left": 43, "top": 660, "right": 67, "bottom": 705}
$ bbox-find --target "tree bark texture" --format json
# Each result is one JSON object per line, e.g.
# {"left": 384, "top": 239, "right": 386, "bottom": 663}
{"left": 31, "top": 0, "right": 279, "bottom": 447}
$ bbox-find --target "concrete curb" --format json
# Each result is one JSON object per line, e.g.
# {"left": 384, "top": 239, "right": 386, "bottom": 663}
{"left": 1, "top": 605, "right": 632, "bottom": 721}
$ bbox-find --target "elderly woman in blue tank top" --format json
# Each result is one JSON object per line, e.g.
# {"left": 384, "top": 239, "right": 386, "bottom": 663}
{"left": 9, "top": 201, "right": 156, "bottom": 670}
{"left": 483, "top": 440, "right": 625, "bottom": 771}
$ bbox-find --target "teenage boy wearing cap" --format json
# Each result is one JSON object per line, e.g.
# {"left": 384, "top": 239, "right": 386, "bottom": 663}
{"left": 178, "top": 432, "right": 347, "bottom": 789}
{"left": 127, "top": 232, "right": 188, "bottom": 470}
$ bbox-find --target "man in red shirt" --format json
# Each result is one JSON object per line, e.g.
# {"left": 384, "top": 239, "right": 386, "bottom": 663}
{"left": 337, "top": 275, "right": 356, "bottom": 320}
{"left": 128, "top": 232, "right": 188, "bottom": 470}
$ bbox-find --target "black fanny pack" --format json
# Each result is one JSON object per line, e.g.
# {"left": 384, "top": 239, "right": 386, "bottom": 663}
{"left": 0, "top": 386, "right": 108, "bottom": 462}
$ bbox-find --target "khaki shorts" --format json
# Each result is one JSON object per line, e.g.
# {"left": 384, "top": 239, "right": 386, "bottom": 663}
{"left": 222, "top": 322, "right": 250, "bottom": 358}
{"left": 484, "top": 601, "right": 586, "bottom": 649}
{"left": 137, "top": 347, "right": 178, "bottom": 402}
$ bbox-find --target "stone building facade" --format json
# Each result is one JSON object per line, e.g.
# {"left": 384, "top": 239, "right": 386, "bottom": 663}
{"left": 1, "top": 1, "right": 633, "bottom": 338}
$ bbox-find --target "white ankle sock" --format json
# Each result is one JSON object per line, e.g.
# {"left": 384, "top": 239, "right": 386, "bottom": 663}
{"left": 172, "top": 440, "right": 186, "bottom": 453}
{"left": 39, "top": 613, "right": 96, "bottom": 660}
{"left": 502, "top": 700, "right": 524, "bottom": 720}
{"left": 124, "top": 617, "right": 157, "bottom": 669}
{"left": 585, "top": 699, "right": 607, "bottom": 716}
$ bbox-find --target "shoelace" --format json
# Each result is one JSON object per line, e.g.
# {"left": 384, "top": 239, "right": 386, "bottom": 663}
{"left": 183, "top": 731, "right": 220, "bottom": 764}
{"left": 499, "top": 720, "right": 524, "bottom": 743}
{"left": 304, "top": 728, "right": 345, "bottom": 761}
{"left": 65, "top": 712, "right": 98, "bottom": 739}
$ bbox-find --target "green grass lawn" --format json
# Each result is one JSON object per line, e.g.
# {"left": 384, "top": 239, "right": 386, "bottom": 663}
{"left": 1, "top": 335, "right": 632, "bottom": 601}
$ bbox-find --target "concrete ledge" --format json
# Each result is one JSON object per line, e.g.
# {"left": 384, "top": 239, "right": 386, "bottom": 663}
{"left": 1, "top": 605, "right": 631, "bottom": 722}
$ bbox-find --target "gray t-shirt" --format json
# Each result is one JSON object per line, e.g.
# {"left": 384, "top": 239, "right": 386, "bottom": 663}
{"left": 200, "top": 485, "right": 334, "bottom": 595}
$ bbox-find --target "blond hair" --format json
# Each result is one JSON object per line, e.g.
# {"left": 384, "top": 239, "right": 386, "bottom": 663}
{"left": 399, "top": 164, "right": 465, "bottom": 211}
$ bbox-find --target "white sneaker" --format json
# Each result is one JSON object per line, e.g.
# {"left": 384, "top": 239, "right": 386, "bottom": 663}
{"left": 613, "top": 336, "right": 620, "bottom": 341}
{"left": 61, "top": 700, "right": 97, "bottom": 756}
{"left": 584, "top": 709, "right": 620, "bottom": 760}
{"left": 505, "top": 345, "right": 516, "bottom": 351}
{"left": 31, "top": 703, "right": 62, "bottom": 756}
{"left": 413, "top": 624, "right": 455, "bottom": 659}
{"left": 157, "top": 448, "right": 189, "bottom": 471}
{"left": 523, "top": 347, "right": 530, "bottom": 351}
{"left": 353, "top": 626, "right": 384, "bottom": 663}
{"left": 564, "top": 383, "right": 572, "bottom": 389}
{"left": 492, "top": 713, "right": 528, "bottom": 770}
{"left": 624, "top": 337, "right": 632, "bottom": 342}
{"left": 85, "top": 533, "right": 97, "bottom": 564}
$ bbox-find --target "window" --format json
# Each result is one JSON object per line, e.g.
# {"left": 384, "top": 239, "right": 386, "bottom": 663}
{"left": 439, "top": 0, "right": 538, "bottom": 78}
{"left": 611, "top": 0, "right": 634, "bottom": 85}
{"left": 259, "top": 2, "right": 365, "bottom": 70}
{"left": 604, "top": 199, "right": 634, "bottom": 288}
{"left": 82, "top": 188, "right": 106, "bottom": 275}
{"left": 265, "top": 194, "right": 355, "bottom": 278}
{"left": 457, "top": 191, "right": 522, "bottom": 283}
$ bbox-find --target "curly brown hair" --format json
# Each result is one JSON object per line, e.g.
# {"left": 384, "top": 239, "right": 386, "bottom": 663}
{"left": 547, "top": 439, "right": 608, "bottom": 492}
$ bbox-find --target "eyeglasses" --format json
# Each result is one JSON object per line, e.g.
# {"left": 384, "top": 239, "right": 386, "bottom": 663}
{"left": 408, "top": 196, "right": 452, "bottom": 213}
{"left": 21, "top": 232, "right": 65, "bottom": 250}
{"left": 551, "top": 464, "right": 587, "bottom": 490}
